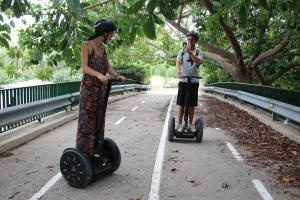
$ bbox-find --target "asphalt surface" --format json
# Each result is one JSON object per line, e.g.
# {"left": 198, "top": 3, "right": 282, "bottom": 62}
{"left": 0, "top": 89, "right": 297, "bottom": 200}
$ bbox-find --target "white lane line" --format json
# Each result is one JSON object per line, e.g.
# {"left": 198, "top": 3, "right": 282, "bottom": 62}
{"left": 131, "top": 106, "right": 138, "bottom": 112}
{"left": 252, "top": 179, "right": 274, "bottom": 200}
{"left": 115, "top": 116, "right": 126, "bottom": 125}
{"left": 29, "top": 172, "right": 62, "bottom": 200}
{"left": 141, "top": 101, "right": 145, "bottom": 104}
{"left": 226, "top": 142, "right": 244, "bottom": 161}
{"left": 148, "top": 95, "right": 175, "bottom": 200}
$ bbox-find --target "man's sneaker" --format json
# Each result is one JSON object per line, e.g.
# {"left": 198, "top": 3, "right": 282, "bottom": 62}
{"left": 189, "top": 124, "right": 196, "bottom": 132}
{"left": 176, "top": 124, "right": 183, "bottom": 132}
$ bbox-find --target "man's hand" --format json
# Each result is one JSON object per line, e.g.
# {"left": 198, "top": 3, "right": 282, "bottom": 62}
{"left": 177, "top": 73, "right": 184, "bottom": 79}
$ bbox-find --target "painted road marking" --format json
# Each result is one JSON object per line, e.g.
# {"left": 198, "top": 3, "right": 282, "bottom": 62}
{"left": 148, "top": 95, "right": 175, "bottom": 200}
{"left": 115, "top": 116, "right": 126, "bottom": 125}
{"left": 226, "top": 142, "right": 244, "bottom": 161}
{"left": 29, "top": 172, "right": 62, "bottom": 200}
{"left": 131, "top": 106, "right": 138, "bottom": 112}
{"left": 252, "top": 179, "right": 274, "bottom": 200}
{"left": 141, "top": 101, "right": 145, "bottom": 104}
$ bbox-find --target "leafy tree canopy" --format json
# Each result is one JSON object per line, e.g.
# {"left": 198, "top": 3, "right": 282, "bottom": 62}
{"left": 0, "top": 0, "right": 300, "bottom": 89}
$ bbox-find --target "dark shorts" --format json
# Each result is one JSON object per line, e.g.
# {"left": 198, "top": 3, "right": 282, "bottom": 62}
{"left": 176, "top": 82, "right": 199, "bottom": 106}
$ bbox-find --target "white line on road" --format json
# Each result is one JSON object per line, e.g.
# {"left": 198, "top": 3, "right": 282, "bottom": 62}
{"left": 131, "top": 106, "right": 138, "bottom": 112}
{"left": 148, "top": 95, "right": 175, "bottom": 200}
{"left": 141, "top": 101, "right": 145, "bottom": 104}
{"left": 29, "top": 172, "right": 62, "bottom": 200}
{"left": 226, "top": 142, "right": 244, "bottom": 161}
{"left": 115, "top": 116, "right": 126, "bottom": 125}
{"left": 252, "top": 179, "right": 274, "bottom": 200}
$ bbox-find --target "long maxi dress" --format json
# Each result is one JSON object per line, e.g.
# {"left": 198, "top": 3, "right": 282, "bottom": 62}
{"left": 76, "top": 44, "right": 109, "bottom": 159}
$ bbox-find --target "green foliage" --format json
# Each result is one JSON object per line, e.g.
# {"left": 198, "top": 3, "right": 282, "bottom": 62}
{"left": 114, "top": 64, "right": 149, "bottom": 84}
{"left": 273, "top": 67, "right": 300, "bottom": 90}
{"left": 4, "top": 63, "right": 19, "bottom": 78}
{"left": 34, "top": 67, "right": 53, "bottom": 81}
{"left": 150, "top": 62, "right": 176, "bottom": 78}
{"left": 201, "top": 61, "right": 233, "bottom": 84}
{"left": 52, "top": 68, "right": 82, "bottom": 83}
{"left": 0, "top": 0, "right": 29, "bottom": 47}
{"left": 0, "top": 69, "right": 13, "bottom": 85}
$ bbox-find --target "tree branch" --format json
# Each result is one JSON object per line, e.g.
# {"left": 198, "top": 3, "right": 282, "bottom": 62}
{"left": 165, "top": 19, "right": 236, "bottom": 62}
{"left": 83, "top": 0, "right": 114, "bottom": 10}
{"left": 251, "top": 31, "right": 292, "bottom": 68}
{"left": 266, "top": 60, "right": 300, "bottom": 84}
{"left": 177, "top": 1, "right": 185, "bottom": 25}
{"left": 142, "top": 40, "right": 175, "bottom": 57}
{"left": 202, "top": 0, "right": 246, "bottom": 74}
{"left": 203, "top": 52, "right": 236, "bottom": 78}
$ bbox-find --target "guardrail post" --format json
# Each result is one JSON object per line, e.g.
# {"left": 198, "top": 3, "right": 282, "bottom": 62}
{"left": 272, "top": 112, "right": 279, "bottom": 121}
{"left": 66, "top": 105, "right": 72, "bottom": 112}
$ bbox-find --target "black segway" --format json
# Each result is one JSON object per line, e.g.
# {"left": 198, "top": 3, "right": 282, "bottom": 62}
{"left": 168, "top": 76, "right": 203, "bottom": 143}
{"left": 60, "top": 79, "right": 121, "bottom": 188}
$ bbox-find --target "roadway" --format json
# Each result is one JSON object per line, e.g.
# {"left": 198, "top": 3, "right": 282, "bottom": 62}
{"left": 0, "top": 89, "right": 297, "bottom": 200}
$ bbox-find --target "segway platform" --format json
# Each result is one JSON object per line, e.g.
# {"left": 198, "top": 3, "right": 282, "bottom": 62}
{"left": 168, "top": 76, "right": 204, "bottom": 143}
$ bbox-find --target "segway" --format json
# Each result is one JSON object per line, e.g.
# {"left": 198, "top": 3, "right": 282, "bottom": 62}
{"left": 60, "top": 79, "right": 121, "bottom": 188}
{"left": 168, "top": 76, "right": 203, "bottom": 143}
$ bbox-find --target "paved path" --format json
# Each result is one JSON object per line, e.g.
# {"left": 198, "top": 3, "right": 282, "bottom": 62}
{"left": 0, "top": 89, "right": 297, "bottom": 200}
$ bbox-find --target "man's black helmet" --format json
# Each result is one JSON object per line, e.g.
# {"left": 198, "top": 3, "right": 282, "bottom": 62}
{"left": 187, "top": 31, "right": 199, "bottom": 41}
{"left": 94, "top": 19, "right": 117, "bottom": 35}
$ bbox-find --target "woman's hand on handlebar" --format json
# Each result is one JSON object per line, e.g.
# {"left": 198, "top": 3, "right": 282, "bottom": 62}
{"left": 117, "top": 75, "right": 126, "bottom": 82}
{"left": 96, "top": 73, "right": 108, "bottom": 85}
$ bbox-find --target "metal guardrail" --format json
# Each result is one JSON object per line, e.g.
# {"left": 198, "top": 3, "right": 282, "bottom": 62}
{"left": 0, "top": 79, "right": 140, "bottom": 109}
{"left": 206, "top": 82, "right": 300, "bottom": 107}
{"left": 0, "top": 84, "right": 149, "bottom": 133}
{"left": 203, "top": 86, "right": 300, "bottom": 124}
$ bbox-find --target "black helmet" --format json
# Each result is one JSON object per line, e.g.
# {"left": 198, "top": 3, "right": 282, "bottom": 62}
{"left": 94, "top": 19, "right": 117, "bottom": 35}
{"left": 187, "top": 31, "right": 199, "bottom": 41}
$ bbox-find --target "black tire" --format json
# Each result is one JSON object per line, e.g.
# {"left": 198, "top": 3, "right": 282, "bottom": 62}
{"left": 195, "top": 118, "right": 203, "bottom": 143}
{"left": 104, "top": 138, "right": 121, "bottom": 173}
{"left": 60, "top": 148, "right": 92, "bottom": 188}
{"left": 168, "top": 116, "right": 175, "bottom": 142}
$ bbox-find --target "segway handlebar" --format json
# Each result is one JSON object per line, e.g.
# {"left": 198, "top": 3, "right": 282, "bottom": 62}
{"left": 182, "top": 76, "right": 202, "bottom": 79}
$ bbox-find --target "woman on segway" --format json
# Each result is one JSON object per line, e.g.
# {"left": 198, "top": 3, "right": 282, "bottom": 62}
{"left": 76, "top": 19, "right": 126, "bottom": 161}
{"left": 176, "top": 31, "right": 203, "bottom": 132}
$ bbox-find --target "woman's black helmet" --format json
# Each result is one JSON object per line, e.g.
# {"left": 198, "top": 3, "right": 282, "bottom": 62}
{"left": 187, "top": 31, "right": 199, "bottom": 41}
{"left": 94, "top": 19, "right": 117, "bottom": 35}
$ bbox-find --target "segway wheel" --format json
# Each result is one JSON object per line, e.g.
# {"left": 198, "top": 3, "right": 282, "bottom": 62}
{"left": 60, "top": 148, "right": 92, "bottom": 188}
{"left": 195, "top": 118, "right": 203, "bottom": 143}
{"left": 168, "top": 116, "right": 175, "bottom": 142}
{"left": 104, "top": 138, "right": 121, "bottom": 174}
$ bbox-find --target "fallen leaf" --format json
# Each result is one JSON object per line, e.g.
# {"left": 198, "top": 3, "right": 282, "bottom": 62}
{"left": 8, "top": 191, "right": 20, "bottom": 199}
{"left": 221, "top": 181, "right": 230, "bottom": 189}
{"left": 186, "top": 176, "right": 195, "bottom": 183}
{"left": 0, "top": 151, "right": 14, "bottom": 158}
{"left": 128, "top": 194, "right": 144, "bottom": 200}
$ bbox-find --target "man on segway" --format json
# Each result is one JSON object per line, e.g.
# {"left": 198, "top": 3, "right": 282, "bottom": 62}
{"left": 176, "top": 31, "right": 203, "bottom": 132}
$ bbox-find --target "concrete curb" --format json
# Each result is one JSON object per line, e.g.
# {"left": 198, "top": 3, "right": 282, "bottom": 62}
{"left": 0, "top": 92, "right": 142, "bottom": 154}
{"left": 203, "top": 92, "right": 300, "bottom": 145}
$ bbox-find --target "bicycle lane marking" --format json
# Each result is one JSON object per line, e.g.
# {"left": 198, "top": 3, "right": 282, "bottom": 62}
{"left": 148, "top": 95, "right": 175, "bottom": 200}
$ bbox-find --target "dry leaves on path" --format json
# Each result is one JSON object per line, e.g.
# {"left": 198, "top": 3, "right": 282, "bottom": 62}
{"left": 199, "top": 94, "right": 300, "bottom": 188}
